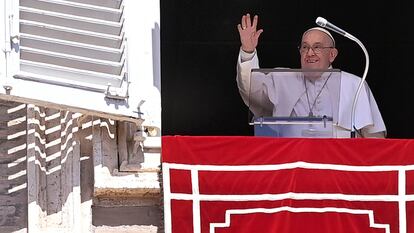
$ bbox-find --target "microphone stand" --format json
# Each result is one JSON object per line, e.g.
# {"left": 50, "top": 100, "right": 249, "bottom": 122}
{"left": 316, "top": 18, "right": 369, "bottom": 138}
{"left": 348, "top": 35, "right": 369, "bottom": 138}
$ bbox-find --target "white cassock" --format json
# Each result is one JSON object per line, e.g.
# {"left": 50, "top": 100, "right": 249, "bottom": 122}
{"left": 236, "top": 49, "right": 386, "bottom": 138}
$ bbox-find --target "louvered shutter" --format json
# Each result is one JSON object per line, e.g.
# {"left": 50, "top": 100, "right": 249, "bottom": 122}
{"left": 0, "top": 0, "right": 160, "bottom": 123}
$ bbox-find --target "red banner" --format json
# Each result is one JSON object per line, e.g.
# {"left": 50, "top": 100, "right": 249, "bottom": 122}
{"left": 162, "top": 136, "right": 414, "bottom": 233}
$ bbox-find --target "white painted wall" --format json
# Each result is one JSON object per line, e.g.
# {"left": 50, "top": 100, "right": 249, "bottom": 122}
{"left": 0, "top": 0, "right": 161, "bottom": 131}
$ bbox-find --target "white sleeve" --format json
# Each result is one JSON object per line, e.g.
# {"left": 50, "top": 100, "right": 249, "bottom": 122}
{"left": 240, "top": 49, "right": 256, "bottom": 63}
{"left": 236, "top": 48, "right": 273, "bottom": 117}
{"left": 361, "top": 84, "right": 387, "bottom": 137}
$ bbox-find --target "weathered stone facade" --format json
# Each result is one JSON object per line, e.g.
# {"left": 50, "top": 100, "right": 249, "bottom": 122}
{"left": 0, "top": 100, "right": 162, "bottom": 232}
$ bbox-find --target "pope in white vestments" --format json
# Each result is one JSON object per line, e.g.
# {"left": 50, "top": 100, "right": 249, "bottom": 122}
{"left": 236, "top": 14, "right": 386, "bottom": 138}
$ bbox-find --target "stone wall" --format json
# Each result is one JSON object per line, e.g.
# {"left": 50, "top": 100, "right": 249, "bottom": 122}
{"left": 0, "top": 101, "right": 28, "bottom": 233}
{"left": 0, "top": 100, "right": 162, "bottom": 232}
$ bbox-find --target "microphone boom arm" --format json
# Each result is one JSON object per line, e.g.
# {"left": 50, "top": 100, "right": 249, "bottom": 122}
{"left": 316, "top": 17, "right": 369, "bottom": 138}
{"left": 348, "top": 35, "right": 369, "bottom": 138}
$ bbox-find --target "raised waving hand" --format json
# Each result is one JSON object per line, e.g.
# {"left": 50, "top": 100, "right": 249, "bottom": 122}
{"left": 237, "top": 14, "right": 263, "bottom": 53}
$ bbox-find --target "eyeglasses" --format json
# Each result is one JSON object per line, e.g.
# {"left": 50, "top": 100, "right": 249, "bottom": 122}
{"left": 298, "top": 44, "right": 334, "bottom": 54}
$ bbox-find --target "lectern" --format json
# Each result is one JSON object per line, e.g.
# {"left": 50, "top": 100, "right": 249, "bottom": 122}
{"left": 248, "top": 68, "right": 350, "bottom": 138}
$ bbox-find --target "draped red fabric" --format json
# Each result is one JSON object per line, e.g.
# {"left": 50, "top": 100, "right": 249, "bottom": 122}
{"left": 162, "top": 136, "right": 414, "bottom": 233}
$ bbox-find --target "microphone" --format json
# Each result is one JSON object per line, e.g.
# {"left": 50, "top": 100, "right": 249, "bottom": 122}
{"left": 316, "top": 17, "right": 347, "bottom": 36}
{"left": 315, "top": 17, "right": 369, "bottom": 138}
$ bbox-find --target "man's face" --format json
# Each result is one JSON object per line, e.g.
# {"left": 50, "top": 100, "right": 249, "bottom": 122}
{"left": 300, "top": 30, "right": 338, "bottom": 70}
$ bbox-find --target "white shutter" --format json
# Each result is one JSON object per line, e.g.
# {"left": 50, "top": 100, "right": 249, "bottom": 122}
{"left": 0, "top": 0, "right": 160, "bottom": 124}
